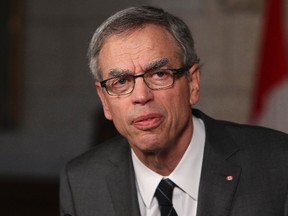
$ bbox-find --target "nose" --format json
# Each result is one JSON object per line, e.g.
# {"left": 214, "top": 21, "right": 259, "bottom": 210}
{"left": 131, "top": 77, "right": 154, "bottom": 105}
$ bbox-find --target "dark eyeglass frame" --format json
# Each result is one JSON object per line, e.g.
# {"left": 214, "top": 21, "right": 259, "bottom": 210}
{"left": 100, "top": 64, "right": 192, "bottom": 96}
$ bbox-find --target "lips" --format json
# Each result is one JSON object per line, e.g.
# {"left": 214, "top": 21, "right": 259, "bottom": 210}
{"left": 131, "top": 114, "right": 163, "bottom": 130}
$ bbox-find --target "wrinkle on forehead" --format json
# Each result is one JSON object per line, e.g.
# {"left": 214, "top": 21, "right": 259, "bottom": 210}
{"left": 99, "top": 24, "right": 182, "bottom": 78}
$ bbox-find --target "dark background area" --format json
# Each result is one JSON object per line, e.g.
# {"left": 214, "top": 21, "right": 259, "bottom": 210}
{"left": 0, "top": 0, "right": 129, "bottom": 214}
{"left": 1, "top": 179, "right": 59, "bottom": 215}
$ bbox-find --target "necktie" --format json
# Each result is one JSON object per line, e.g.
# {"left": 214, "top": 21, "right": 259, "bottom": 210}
{"left": 155, "top": 178, "right": 178, "bottom": 216}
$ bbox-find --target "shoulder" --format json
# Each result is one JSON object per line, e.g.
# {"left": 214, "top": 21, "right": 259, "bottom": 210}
{"left": 194, "top": 109, "right": 288, "bottom": 151}
{"left": 194, "top": 109, "right": 288, "bottom": 178}
{"left": 64, "top": 136, "right": 130, "bottom": 175}
{"left": 219, "top": 118, "right": 288, "bottom": 150}
{"left": 217, "top": 115, "right": 288, "bottom": 138}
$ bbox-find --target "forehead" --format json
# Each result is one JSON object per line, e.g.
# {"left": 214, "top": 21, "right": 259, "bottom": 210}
{"left": 98, "top": 24, "right": 182, "bottom": 77}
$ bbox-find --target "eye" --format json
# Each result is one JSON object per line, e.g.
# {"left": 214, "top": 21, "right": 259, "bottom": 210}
{"left": 150, "top": 70, "right": 172, "bottom": 80}
{"left": 109, "top": 75, "right": 133, "bottom": 89}
{"left": 114, "top": 78, "right": 127, "bottom": 85}
{"left": 155, "top": 71, "right": 166, "bottom": 77}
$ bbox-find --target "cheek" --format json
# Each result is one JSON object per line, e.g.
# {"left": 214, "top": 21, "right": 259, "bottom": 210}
{"left": 107, "top": 101, "right": 129, "bottom": 132}
{"left": 171, "top": 98, "right": 191, "bottom": 119}
{"left": 170, "top": 85, "right": 192, "bottom": 117}
{"left": 175, "top": 82, "right": 191, "bottom": 103}
{"left": 159, "top": 90, "right": 190, "bottom": 119}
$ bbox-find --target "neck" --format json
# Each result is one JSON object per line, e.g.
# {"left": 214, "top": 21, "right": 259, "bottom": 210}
{"left": 133, "top": 124, "right": 193, "bottom": 176}
{"left": 143, "top": 150, "right": 186, "bottom": 176}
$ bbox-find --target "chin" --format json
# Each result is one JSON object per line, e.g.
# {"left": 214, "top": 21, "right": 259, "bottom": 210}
{"left": 140, "top": 147, "right": 161, "bottom": 155}
{"left": 136, "top": 141, "right": 168, "bottom": 155}
{"left": 130, "top": 134, "right": 168, "bottom": 153}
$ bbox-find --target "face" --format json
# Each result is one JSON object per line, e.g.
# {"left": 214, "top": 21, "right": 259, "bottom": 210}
{"left": 96, "top": 24, "right": 200, "bottom": 159}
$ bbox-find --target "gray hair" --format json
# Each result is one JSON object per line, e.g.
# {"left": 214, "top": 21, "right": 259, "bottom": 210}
{"left": 88, "top": 6, "right": 199, "bottom": 81}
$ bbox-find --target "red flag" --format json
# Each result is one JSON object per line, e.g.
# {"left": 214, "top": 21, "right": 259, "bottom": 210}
{"left": 250, "top": 0, "right": 288, "bottom": 132}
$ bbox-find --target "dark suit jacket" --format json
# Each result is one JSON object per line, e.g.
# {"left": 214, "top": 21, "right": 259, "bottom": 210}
{"left": 60, "top": 109, "right": 288, "bottom": 216}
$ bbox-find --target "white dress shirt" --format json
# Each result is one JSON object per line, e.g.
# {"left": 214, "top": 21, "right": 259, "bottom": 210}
{"left": 131, "top": 116, "right": 206, "bottom": 216}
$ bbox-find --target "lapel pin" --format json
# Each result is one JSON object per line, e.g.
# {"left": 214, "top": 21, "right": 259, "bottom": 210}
{"left": 226, "top": 176, "right": 234, "bottom": 181}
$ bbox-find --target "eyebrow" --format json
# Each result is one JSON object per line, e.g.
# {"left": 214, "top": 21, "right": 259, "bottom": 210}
{"left": 107, "top": 57, "right": 169, "bottom": 78}
{"left": 145, "top": 58, "right": 169, "bottom": 71}
{"left": 108, "top": 69, "right": 131, "bottom": 78}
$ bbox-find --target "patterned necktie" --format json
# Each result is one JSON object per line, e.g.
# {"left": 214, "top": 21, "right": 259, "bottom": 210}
{"left": 155, "top": 178, "right": 178, "bottom": 216}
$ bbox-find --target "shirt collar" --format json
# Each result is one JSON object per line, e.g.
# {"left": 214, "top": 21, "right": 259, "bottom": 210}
{"left": 169, "top": 116, "right": 205, "bottom": 200}
{"left": 131, "top": 150, "right": 163, "bottom": 208}
{"left": 131, "top": 115, "right": 206, "bottom": 208}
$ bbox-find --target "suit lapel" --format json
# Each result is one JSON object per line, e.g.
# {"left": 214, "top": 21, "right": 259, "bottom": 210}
{"left": 196, "top": 145, "right": 241, "bottom": 216}
{"left": 105, "top": 140, "right": 141, "bottom": 216}
{"left": 194, "top": 110, "right": 242, "bottom": 216}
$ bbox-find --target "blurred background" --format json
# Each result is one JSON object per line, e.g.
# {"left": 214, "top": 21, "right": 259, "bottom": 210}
{"left": 0, "top": 0, "right": 287, "bottom": 215}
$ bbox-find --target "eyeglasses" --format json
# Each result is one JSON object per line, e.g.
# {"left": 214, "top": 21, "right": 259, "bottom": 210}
{"left": 100, "top": 65, "right": 192, "bottom": 96}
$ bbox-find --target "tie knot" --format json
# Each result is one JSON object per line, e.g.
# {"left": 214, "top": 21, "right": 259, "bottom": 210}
{"left": 155, "top": 178, "right": 178, "bottom": 216}
{"left": 155, "top": 178, "right": 175, "bottom": 206}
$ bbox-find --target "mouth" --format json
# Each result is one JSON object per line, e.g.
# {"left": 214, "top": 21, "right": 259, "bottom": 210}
{"left": 131, "top": 114, "right": 163, "bottom": 130}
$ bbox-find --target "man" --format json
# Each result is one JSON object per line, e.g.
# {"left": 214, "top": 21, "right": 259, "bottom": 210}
{"left": 60, "top": 6, "right": 288, "bottom": 216}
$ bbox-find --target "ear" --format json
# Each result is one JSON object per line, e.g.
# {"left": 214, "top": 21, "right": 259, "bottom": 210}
{"left": 188, "top": 64, "right": 200, "bottom": 105}
{"left": 96, "top": 82, "right": 113, "bottom": 120}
